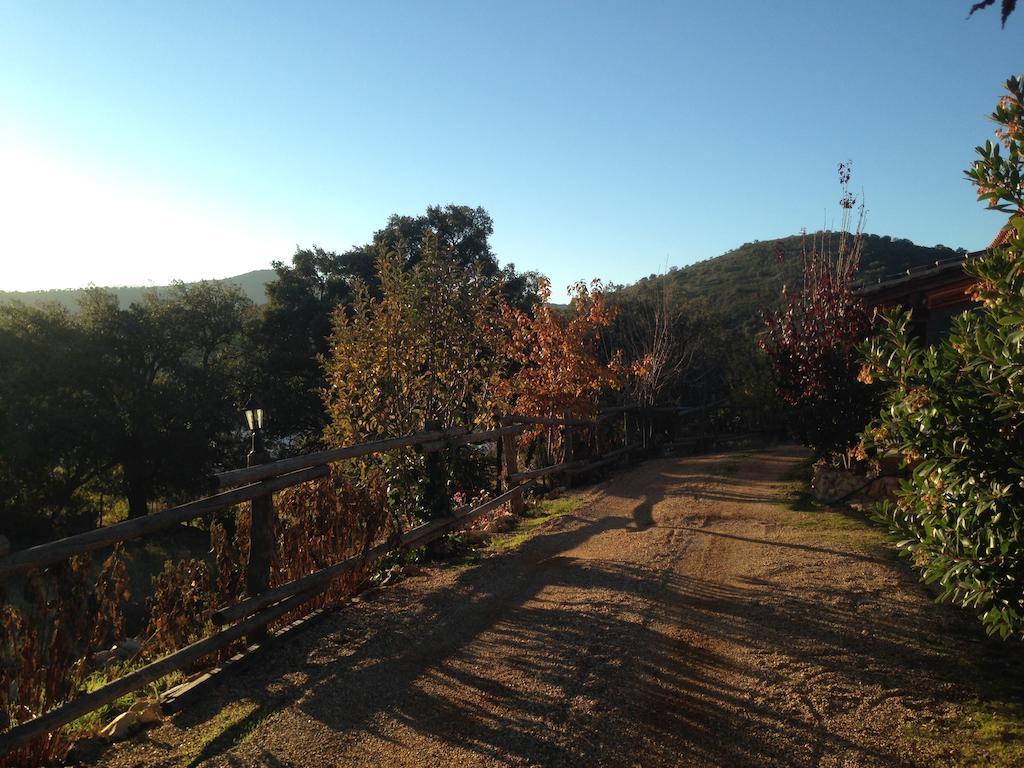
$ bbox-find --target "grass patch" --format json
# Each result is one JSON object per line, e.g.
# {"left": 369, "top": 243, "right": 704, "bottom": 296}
{"left": 484, "top": 497, "right": 581, "bottom": 554}
{"left": 779, "top": 457, "right": 898, "bottom": 556}
{"left": 907, "top": 700, "right": 1024, "bottom": 768}
{"left": 67, "top": 666, "right": 188, "bottom": 736}
{"left": 179, "top": 700, "right": 262, "bottom": 765}
{"left": 789, "top": 509, "right": 869, "bottom": 532}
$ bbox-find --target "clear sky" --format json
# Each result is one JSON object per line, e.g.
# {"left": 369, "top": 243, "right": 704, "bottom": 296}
{"left": 0, "top": 1, "right": 1021, "bottom": 296}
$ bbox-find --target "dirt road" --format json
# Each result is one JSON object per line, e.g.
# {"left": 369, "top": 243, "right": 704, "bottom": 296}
{"left": 100, "top": 447, "right": 1022, "bottom": 767}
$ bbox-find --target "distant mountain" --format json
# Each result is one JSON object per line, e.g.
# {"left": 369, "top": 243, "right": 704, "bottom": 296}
{"left": 1, "top": 234, "right": 968, "bottom": 322}
{"left": 619, "top": 233, "right": 969, "bottom": 333}
{"left": 0, "top": 269, "right": 278, "bottom": 310}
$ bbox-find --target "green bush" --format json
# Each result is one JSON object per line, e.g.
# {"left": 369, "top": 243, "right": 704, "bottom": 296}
{"left": 861, "top": 76, "right": 1024, "bottom": 639}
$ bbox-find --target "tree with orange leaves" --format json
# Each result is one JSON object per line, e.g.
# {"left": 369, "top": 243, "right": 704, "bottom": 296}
{"left": 495, "top": 278, "right": 620, "bottom": 424}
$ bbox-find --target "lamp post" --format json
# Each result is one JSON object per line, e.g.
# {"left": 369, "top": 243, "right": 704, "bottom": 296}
{"left": 241, "top": 394, "right": 273, "bottom": 642}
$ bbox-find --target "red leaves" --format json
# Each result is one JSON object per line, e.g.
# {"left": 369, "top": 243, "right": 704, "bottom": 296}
{"left": 494, "top": 278, "right": 621, "bottom": 429}
{"left": 760, "top": 167, "right": 876, "bottom": 456}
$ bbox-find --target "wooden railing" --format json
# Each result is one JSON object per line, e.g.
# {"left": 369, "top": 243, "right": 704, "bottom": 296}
{"left": 0, "top": 406, "right": 653, "bottom": 754}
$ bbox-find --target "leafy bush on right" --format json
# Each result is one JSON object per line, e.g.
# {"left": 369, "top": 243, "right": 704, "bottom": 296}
{"left": 860, "top": 76, "right": 1024, "bottom": 639}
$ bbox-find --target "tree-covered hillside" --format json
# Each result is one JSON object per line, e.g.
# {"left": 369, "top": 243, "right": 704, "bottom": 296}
{"left": 0, "top": 269, "right": 277, "bottom": 310}
{"left": 601, "top": 233, "right": 968, "bottom": 430}
{"left": 622, "top": 233, "right": 967, "bottom": 334}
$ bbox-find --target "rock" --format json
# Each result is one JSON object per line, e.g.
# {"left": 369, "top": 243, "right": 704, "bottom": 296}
{"left": 112, "top": 637, "right": 141, "bottom": 660}
{"left": 99, "top": 711, "right": 141, "bottom": 741}
{"left": 380, "top": 565, "right": 403, "bottom": 587}
{"left": 129, "top": 698, "right": 163, "bottom": 724}
{"left": 463, "top": 530, "right": 491, "bottom": 547}
{"left": 812, "top": 467, "right": 870, "bottom": 503}
{"left": 485, "top": 515, "right": 517, "bottom": 534}
{"left": 866, "top": 476, "right": 900, "bottom": 501}
{"left": 98, "top": 699, "right": 161, "bottom": 742}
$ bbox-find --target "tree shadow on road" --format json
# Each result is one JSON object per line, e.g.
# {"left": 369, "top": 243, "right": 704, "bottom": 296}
{"left": 129, "top": 447, "right": 1024, "bottom": 768}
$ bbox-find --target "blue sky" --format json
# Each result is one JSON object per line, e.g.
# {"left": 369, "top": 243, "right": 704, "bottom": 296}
{"left": 0, "top": 1, "right": 1021, "bottom": 295}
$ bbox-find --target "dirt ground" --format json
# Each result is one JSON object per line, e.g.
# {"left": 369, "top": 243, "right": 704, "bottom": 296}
{"left": 98, "top": 446, "right": 1024, "bottom": 767}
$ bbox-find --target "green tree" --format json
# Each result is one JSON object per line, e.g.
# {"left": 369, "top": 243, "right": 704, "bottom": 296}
{"left": 323, "top": 236, "right": 502, "bottom": 521}
{"left": 256, "top": 205, "right": 538, "bottom": 451}
{"left": 861, "top": 76, "right": 1024, "bottom": 638}
{"left": 0, "top": 303, "right": 110, "bottom": 539}
{"left": 252, "top": 245, "right": 366, "bottom": 451}
{"left": 78, "top": 283, "right": 251, "bottom": 519}
{"left": 0, "top": 282, "right": 251, "bottom": 534}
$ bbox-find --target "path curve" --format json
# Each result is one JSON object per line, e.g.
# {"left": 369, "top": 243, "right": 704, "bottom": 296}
{"left": 101, "top": 447, "right": 1006, "bottom": 767}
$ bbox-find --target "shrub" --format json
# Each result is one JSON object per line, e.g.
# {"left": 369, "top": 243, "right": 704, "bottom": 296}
{"left": 496, "top": 278, "right": 620, "bottom": 464}
{"left": 760, "top": 164, "right": 877, "bottom": 459}
{"left": 860, "top": 75, "right": 1024, "bottom": 639}
{"left": 323, "top": 236, "right": 502, "bottom": 522}
{"left": 0, "top": 549, "right": 128, "bottom": 767}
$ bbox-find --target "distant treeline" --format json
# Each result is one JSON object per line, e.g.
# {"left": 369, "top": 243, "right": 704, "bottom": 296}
{"left": 0, "top": 206, "right": 541, "bottom": 543}
{"left": 0, "top": 269, "right": 277, "bottom": 311}
{"left": 0, "top": 203, "right": 966, "bottom": 545}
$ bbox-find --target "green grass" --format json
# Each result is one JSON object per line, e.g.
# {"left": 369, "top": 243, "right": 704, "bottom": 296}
{"left": 67, "top": 666, "right": 187, "bottom": 736}
{"left": 486, "top": 497, "right": 580, "bottom": 553}
{"left": 778, "top": 457, "right": 898, "bottom": 557}
{"left": 905, "top": 700, "right": 1024, "bottom": 767}
{"left": 474, "top": 497, "right": 581, "bottom": 556}
{"left": 179, "top": 700, "right": 262, "bottom": 766}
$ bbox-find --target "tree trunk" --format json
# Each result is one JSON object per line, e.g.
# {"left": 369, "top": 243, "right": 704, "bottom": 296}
{"left": 124, "top": 455, "right": 150, "bottom": 519}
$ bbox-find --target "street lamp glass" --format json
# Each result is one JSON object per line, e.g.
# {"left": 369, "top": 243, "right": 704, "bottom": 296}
{"left": 243, "top": 395, "right": 264, "bottom": 431}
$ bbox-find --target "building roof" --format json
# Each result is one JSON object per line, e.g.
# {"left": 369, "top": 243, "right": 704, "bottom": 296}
{"left": 855, "top": 252, "right": 976, "bottom": 303}
{"left": 857, "top": 212, "right": 1018, "bottom": 303}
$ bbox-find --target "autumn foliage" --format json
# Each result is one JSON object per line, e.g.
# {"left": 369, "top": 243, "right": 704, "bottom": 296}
{"left": 759, "top": 165, "right": 877, "bottom": 458}
{"left": 0, "top": 233, "right": 623, "bottom": 764}
{"left": 496, "top": 278, "right": 620, "bottom": 423}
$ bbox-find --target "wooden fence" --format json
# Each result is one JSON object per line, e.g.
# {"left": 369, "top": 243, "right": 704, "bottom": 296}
{"left": 0, "top": 406, "right": 659, "bottom": 754}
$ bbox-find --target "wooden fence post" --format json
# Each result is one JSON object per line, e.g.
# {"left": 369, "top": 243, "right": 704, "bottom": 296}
{"left": 422, "top": 419, "right": 452, "bottom": 520}
{"left": 246, "top": 446, "right": 276, "bottom": 643}
{"left": 501, "top": 424, "right": 525, "bottom": 515}
{"left": 563, "top": 411, "right": 576, "bottom": 488}
{"left": 495, "top": 418, "right": 504, "bottom": 497}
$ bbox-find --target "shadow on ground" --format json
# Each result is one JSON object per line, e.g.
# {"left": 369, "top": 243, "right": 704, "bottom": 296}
{"left": 126, "top": 448, "right": 1024, "bottom": 768}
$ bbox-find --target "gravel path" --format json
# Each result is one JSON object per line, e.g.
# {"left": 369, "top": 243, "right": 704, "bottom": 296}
{"left": 99, "top": 446, "right": 1020, "bottom": 767}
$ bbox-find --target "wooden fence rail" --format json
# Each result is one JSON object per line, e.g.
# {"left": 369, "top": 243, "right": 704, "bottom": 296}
{"left": 213, "top": 425, "right": 470, "bottom": 489}
{"left": 0, "top": 465, "right": 330, "bottom": 577}
{"left": 0, "top": 479, "right": 541, "bottom": 754}
{"left": 211, "top": 481, "right": 537, "bottom": 627}
{"left": 0, "top": 406, "right": 646, "bottom": 755}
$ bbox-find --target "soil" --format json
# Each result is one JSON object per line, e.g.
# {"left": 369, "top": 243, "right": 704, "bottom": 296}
{"left": 96, "top": 446, "right": 1024, "bottom": 767}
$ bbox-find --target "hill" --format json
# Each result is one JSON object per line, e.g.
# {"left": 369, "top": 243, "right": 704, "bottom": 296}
{"left": 620, "top": 233, "right": 968, "bottom": 333}
{"left": 0, "top": 269, "right": 278, "bottom": 310}
{"left": 0, "top": 234, "right": 966, "bottom": 320}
